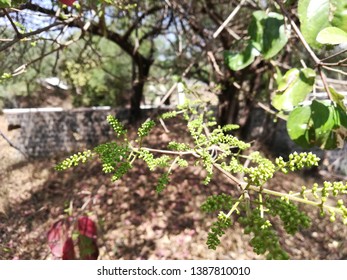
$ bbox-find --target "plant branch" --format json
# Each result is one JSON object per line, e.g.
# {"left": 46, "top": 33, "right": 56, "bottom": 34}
{"left": 274, "top": 0, "right": 320, "bottom": 65}
{"left": 0, "top": 129, "right": 27, "bottom": 158}
{"left": 212, "top": 0, "right": 247, "bottom": 39}
{"left": 320, "top": 48, "right": 347, "bottom": 62}
{"left": 323, "top": 65, "right": 347, "bottom": 76}
{"left": 249, "top": 185, "right": 344, "bottom": 216}
{"left": 318, "top": 67, "right": 333, "bottom": 100}
{"left": 2, "top": 8, "right": 21, "bottom": 37}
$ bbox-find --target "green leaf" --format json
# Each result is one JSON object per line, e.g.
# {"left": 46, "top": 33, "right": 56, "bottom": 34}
{"left": 287, "top": 100, "right": 347, "bottom": 149}
{"left": 310, "top": 100, "right": 336, "bottom": 149}
{"left": 298, "top": 0, "right": 330, "bottom": 49}
{"left": 262, "top": 13, "right": 288, "bottom": 59}
{"left": 329, "top": 87, "right": 346, "bottom": 111}
{"left": 316, "top": 27, "right": 347, "bottom": 45}
{"left": 332, "top": 104, "right": 347, "bottom": 148}
{"left": 248, "top": 11, "right": 288, "bottom": 59}
{"left": 226, "top": 10, "right": 288, "bottom": 71}
{"left": 0, "top": 0, "right": 11, "bottom": 8}
{"left": 224, "top": 43, "right": 260, "bottom": 71}
{"left": 298, "top": 0, "right": 347, "bottom": 48}
{"left": 287, "top": 105, "right": 313, "bottom": 148}
{"left": 249, "top": 11, "right": 267, "bottom": 49}
{"left": 272, "top": 68, "right": 316, "bottom": 111}
{"left": 330, "top": 0, "right": 347, "bottom": 32}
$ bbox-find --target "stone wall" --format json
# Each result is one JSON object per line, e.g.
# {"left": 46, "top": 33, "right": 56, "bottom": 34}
{"left": 2, "top": 106, "right": 347, "bottom": 176}
{"left": 3, "top": 107, "right": 129, "bottom": 157}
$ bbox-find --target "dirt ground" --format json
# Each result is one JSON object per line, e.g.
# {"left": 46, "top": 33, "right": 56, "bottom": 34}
{"left": 1, "top": 116, "right": 347, "bottom": 260}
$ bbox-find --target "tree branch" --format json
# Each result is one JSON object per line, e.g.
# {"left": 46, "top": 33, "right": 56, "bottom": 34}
{"left": 0, "top": 129, "right": 27, "bottom": 158}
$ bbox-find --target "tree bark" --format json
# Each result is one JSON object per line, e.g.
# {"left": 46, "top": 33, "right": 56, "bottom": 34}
{"left": 129, "top": 57, "right": 152, "bottom": 123}
{"left": 217, "top": 80, "right": 240, "bottom": 127}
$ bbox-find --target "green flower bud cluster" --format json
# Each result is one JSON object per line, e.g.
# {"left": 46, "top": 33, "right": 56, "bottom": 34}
{"left": 55, "top": 150, "right": 94, "bottom": 170}
{"left": 187, "top": 116, "right": 207, "bottom": 145}
{"left": 207, "top": 125, "right": 249, "bottom": 151}
{"left": 167, "top": 141, "right": 190, "bottom": 151}
{"left": 93, "top": 142, "right": 132, "bottom": 180}
{"left": 207, "top": 121, "right": 217, "bottom": 127}
{"left": 138, "top": 150, "right": 170, "bottom": 171}
{"left": 176, "top": 158, "right": 188, "bottom": 167}
{"left": 222, "top": 124, "right": 240, "bottom": 132}
{"left": 265, "top": 198, "right": 311, "bottom": 235}
{"left": 328, "top": 199, "right": 347, "bottom": 224}
{"left": 275, "top": 152, "right": 320, "bottom": 173}
{"left": 106, "top": 115, "right": 127, "bottom": 137}
{"left": 206, "top": 214, "right": 233, "bottom": 250}
{"left": 0, "top": 72, "right": 12, "bottom": 83}
{"left": 138, "top": 120, "right": 156, "bottom": 138}
{"left": 102, "top": 162, "right": 114, "bottom": 173}
{"left": 161, "top": 111, "right": 178, "bottom": 120}
{"left": 238, "top": 209, "right": 289, "bottom": 260}
{"left": 331, "top": 181, "right": 347, "bottom": 196}
{"left": 156, "top": 172, "right": 170, "bottom": 193}
{"left": 94, "top": 142, "right": 129, "bottom": 165}
{"left": 220, "top": 158, "right": 245, "bottom": 173}
{"left": 243, "top": 152, "right": 276, "bottom": 186}
{"left": 220, "top": 134, "right": 250, "bottom": 150}
{"left": 199, "top": 149, "right": 214, "bottom": 185}
{"left": 177, "top": 100, "right": 205, "bottom": 120}
{"left": 300, "top": 181, "right": 347, "bottom": 221}
{"left": 201, "top": 194, "right": 234, "bottom": 213}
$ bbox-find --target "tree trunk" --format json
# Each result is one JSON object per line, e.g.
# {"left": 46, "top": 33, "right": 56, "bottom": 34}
{"left": 129, "top": 57, "right": 152, "bottom": 123}
{"left": 217, "top": 80, "right": 240, "bottom": 127}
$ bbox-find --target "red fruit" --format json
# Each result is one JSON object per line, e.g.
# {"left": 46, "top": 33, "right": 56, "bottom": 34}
{"left": 59, "top": 0, "right": 76, "bottom": 6}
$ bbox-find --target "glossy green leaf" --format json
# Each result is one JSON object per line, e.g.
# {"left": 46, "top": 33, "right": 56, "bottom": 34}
{"left": 287, "top": 100, "right": 347, "bottom": 149}
{"left": 248, "top": 11, "right": 267, "bottom": 49}
{"left": 248, "top": 11, "right": 288, "bottom": 59}
{"left": 225, "top": 43, "right": 260, "bottom": 71}
{"left": 310, "top": 100, "right": 336, "bottom": 149}
{"left": 262, "top": 13, "right": 288, "bottom": 59}
{"left": 287, "top": 105, "right": 313, "bottom": 148}
{"left": 0, "top": 0, "right": 11, "bottom": 8}
{"left": 298, "top": 0, "right": 330, "bottom": 49}
{"left": 272, "top": 68, "right": 316, "bottom": 111}
{"left": 226, "top": 10, "right": 288, "bottom": 71}
{"left": 316, "top": 27, "right": 347, "bottom": 45}
{"left": 298, "top": 0, "right": 347, "bottom": 48}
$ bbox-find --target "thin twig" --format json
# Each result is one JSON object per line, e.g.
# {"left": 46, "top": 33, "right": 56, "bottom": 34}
{"left": 2, "top": 8, "right": 21, "bottom": 37}
{"left": 318, "top": 68, "right": 333, "bottom": 100}
{"left": 322, "top": 57, "right": 347, "bottom": 66}
{"left": 321, "top": 48, "right": 347, "bottom": 62}
{"left": 257, "top": 102, "right": 287, "bottom": 121}
{"left": 274, "top": 0, "right": 320, "bottom": 65}
{"left": 323, "top": 65, "right": 347, "bottom": 76}
{"left": 213, "top": 0, "right": 247, "bottom": 39}
{"left": 0, "top": 129, "right": 27, "bottom": 158}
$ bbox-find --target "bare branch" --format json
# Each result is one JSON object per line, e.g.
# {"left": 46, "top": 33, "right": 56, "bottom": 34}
{"left": 212, "top": 0, "right": 247, "bottom": 39}
{"left": 2, "top": 8, "right": 21, "bottom": 37}
{"left": 0, "top": 129, "right": 27, "bottom": 159}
